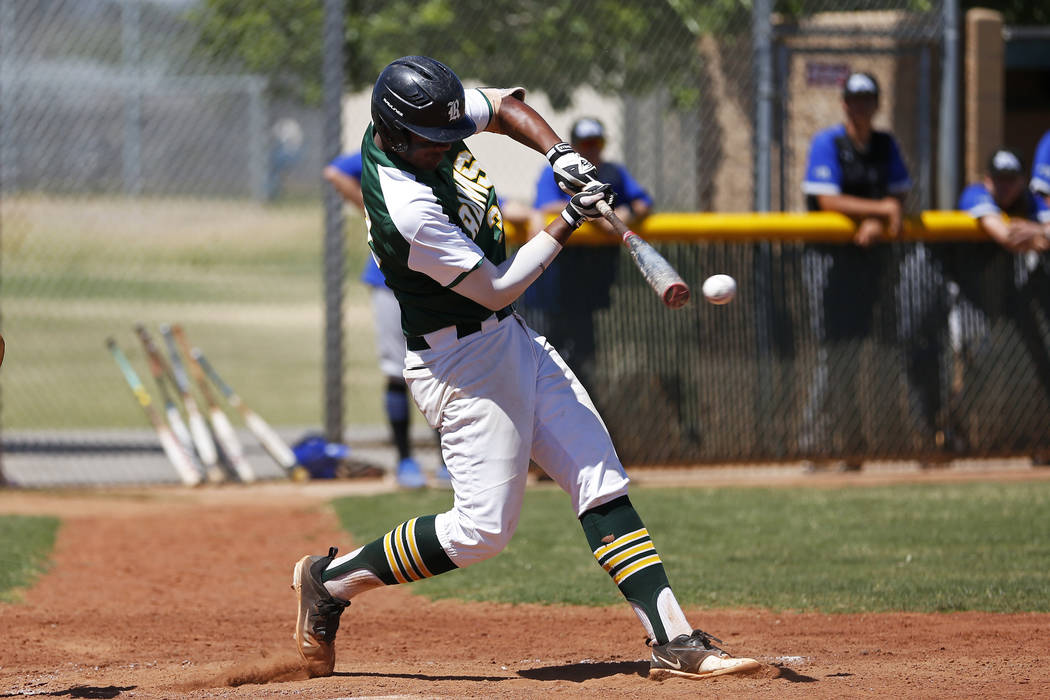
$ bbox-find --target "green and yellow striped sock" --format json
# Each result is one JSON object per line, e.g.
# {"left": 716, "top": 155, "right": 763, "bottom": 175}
{"left": 580, "top": 495, "right": 681, "bottom": 644}
{"left": 323, "top": 515, "right": 456, "bottom": 587}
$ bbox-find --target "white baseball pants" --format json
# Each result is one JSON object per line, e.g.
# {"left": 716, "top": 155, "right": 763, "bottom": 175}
{"left": 403, "top": 312, "right": 630, "bottom": 568}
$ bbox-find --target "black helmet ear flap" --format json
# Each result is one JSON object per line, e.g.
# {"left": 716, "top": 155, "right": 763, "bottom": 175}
{"left": 372, "top": 108, "right": 409, "bottom": 153}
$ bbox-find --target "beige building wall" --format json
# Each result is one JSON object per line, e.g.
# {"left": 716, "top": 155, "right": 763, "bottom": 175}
{"left": 778, "top": 11, "right": 928, "bottom": 212}
{"left": 695, "top": 35, "right": 754, "bottom": 212}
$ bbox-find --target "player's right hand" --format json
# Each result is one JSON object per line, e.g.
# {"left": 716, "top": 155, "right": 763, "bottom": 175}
{"left": 546, "top": 142, "right": 598, "bottom": 195}
{"left": 560, "top": 182, "right": 615, "bottom": 229}
{"left": 1006, "top": 219, "right": 1050, "bottom": 252}
{"left": 880, "top": 196, "right": 903, "bottom": 238}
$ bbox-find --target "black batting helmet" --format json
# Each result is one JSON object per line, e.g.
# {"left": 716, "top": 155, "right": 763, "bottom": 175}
{"left": 371, "top": 56, "right": 474, "bottom": 153}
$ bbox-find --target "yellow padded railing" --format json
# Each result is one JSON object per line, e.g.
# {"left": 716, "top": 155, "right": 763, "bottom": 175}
{"left": 505, "top": 211, "right": 988, "bottom": 246}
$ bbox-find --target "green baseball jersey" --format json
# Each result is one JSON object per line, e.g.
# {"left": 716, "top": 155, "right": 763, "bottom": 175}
{"left": 360, "top": 89, "right": 511, "bottom": 337}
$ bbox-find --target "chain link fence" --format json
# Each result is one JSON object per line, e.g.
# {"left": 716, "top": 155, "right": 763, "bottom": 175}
{"left": 0, "top": 0, "right": 338, "bottom": 485}
{"left": 526, "top": 239, "right": 1050, "bottom": 467}
{"left": 5, "top": 0, "right": 1047, "bottom": 486}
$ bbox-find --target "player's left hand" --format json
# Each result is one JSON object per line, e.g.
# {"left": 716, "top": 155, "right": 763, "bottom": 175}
{"left": 853, "top": 217, "right": 884, "bottom": 247}
{"left": 560, "top": 182, "right": 615, "bottom": 229}
{"left": 546, "top": 142, "right": 598, "bottom": 195}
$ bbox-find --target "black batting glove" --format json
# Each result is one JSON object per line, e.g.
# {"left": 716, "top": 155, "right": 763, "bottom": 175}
{"left": 546, "top": 142, "right": 598, "bottom": 195}
{"left": 560, "top": 182, "right": 615, "bottom": 229}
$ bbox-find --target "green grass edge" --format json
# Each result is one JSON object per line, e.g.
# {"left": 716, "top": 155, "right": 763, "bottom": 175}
{"left": 330, "top": 481, "right": 1050, "bottom": 614}
{"left": 0, "top": 515, "right": 61, "bottom": 603}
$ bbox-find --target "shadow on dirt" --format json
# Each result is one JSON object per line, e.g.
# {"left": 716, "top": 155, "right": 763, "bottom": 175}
{"left": 517, "top": 660, "right": 649, "bottom": 682}
{"left": 772, "top": 664, "right": 819, "bottom": 682}
{"left": 519, "top": 661, "right": 821, "bottom": 684}
{"left": 337, "top": 671, "right": 511, "bottom": 682}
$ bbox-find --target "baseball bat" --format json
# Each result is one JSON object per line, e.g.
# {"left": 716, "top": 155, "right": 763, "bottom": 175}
{"left": 192, "top": 347, "right": 299, "bottom": 473}
{"left": 160, "top": 323, "right": 223, "bottom": 483}
{"left": 105, "top": 338, "right": 202, "bottom": 487}
{"left": 134, "top": 324, "right": 201, "bottom": 476}
{"left": 170, "top": 324, "right": 257, "bottom": 483}
{"left": 595, "top": 200, "right": 690, "bottom": 308}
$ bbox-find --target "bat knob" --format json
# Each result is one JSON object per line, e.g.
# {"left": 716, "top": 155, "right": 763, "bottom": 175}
{"left": 663, "top": 283, "right": 691, "bottom": 309}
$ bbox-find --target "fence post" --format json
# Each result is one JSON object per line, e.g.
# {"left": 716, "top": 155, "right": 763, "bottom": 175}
{"left": 753, "top": 0, "right": 773, "bottom": 213}
{"left": 938, "top": 0, "right": 960, "bottom": 209}
{"left": 322, "top": 0, "right": 345, "bottom": 444}
{"left": 918, "top": 45, "right": 932, "bottom": 211}
{"left": 0, "top": 0, "right": 13, "bottom": 484}
{"left": 122, "top": 0, "right": 143, "bottom": 196}
{"left": 248, "top": 77, "right": 268, "bottom": 201}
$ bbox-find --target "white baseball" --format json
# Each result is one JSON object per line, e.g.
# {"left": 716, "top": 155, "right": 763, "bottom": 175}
{"left": 702, "top": 274, "right": 737, "bottom": 305}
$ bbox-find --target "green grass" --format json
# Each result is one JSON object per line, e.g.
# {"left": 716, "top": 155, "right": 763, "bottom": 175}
{"left": 2, "top": 195, "right": 393, "bottom": 429}
{"left": 0, "top": 515, "right": 60, "bottom": 603}
{"left": 331, "top": 481, "right": 1050, "bottom": 613}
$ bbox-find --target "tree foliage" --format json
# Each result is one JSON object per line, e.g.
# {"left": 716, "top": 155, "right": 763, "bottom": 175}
{"left": 191, "top": 0, "right": 1047, "bottom": 108}
{"left": 191, "top": 0, "right": 714, "bottom": 108}
{"left": 189, "top": 0, "right": 326, "bottom": 103}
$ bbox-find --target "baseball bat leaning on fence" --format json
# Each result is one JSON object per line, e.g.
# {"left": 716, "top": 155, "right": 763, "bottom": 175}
{"left": 170, "top": 324, "right": 257, "bottom": 483}
{"left": 134, "top": 324, "right": 201, "bottom": 477}
{"left": 105, "top": 338, "right": 202, "bottom": 487}
{"left": 192, "top": 347, "right": 299, "bottom": 475}
{"left": 594, "top": 199, "right": 690, "bottom": 309}
{"left": 160, "top": 323, "right": 223, "bottom": 483}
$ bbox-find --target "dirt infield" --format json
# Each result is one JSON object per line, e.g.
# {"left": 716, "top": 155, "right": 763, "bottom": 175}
{"left": 1, "top": 467, "right": 1048, "bottom": 699}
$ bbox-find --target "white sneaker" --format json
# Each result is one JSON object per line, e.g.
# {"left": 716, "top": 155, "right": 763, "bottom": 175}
{"left": 649, "top": 630, "right": 761, "bottom": 680}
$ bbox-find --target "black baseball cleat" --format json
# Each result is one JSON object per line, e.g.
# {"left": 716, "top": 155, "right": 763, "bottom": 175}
{"left": 649, "top": 629, "right": 761, "bottom": 680}
{"left": 292, "top": 546, "right": 350, "bottom": 677}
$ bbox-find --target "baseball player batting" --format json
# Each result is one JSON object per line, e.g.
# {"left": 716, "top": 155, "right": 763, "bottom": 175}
{"left": 292, "top": 55, "right": 760, "bottom": 681}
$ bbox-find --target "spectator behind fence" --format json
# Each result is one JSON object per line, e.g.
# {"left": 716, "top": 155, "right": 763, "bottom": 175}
{"left": 903, "top": 148, "right": 1050, "bottom": 467}
{"left": 958, "top": 149, "right": 1050, "bottom": 465}
{"left": 798, "top": 72, "right": 911, "bottom": 470}
{"left": 960, "top": 149, "right": 1050, "bottom": 253}
{"left": 1030, "top": 129, "right": 1050, "bottom": 208}
{"left": 527, "top": 117, "right": 653, "bottom": 391}
{"left": 323, "top": 152, "right": 448, "bottom": 489}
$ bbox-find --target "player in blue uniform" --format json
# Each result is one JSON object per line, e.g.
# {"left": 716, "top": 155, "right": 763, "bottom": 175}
{"left": 905, "top": 149, "right": 1050, "bottom": 464}
{"left": 799, "top": 72, "right": 911, "bottom": 469}
{"left": 955, "top": 150, "right": 1050, "bottom": 457}
{"left": 959, "top": 148, "right": 1050, "bottom": 245}
{"left": 1028, "top": 129, "right": 1050, "bottom": 208}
